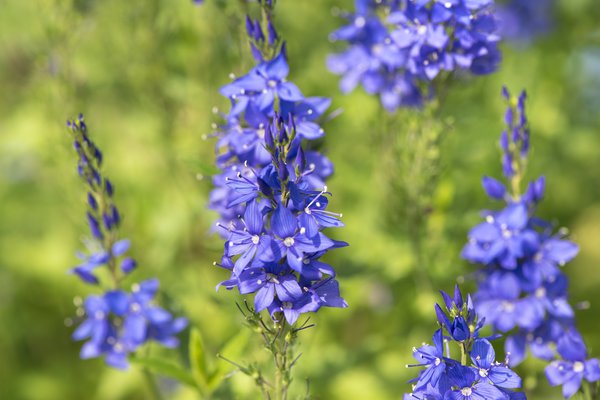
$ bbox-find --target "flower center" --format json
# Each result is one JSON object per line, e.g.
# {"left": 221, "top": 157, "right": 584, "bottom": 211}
{"left": 130, "top": 302, "right": 141, "bottom": 313}
{"left": 284, "top": 237, "right": 295, "bottom": 247}
{"left": 460, "top": 387, "right": 472, "bottom": 396}
{"left": 268, "top": 79, "right": 277, "bottom": 88}
{"left": 434, "top": 358, "right": 441, "bottom": 366}
{"left": 501, "top": 300, "right": 515, "bottom": 312}
{"left": 535, "top": 287, "right": 547, "bottom": 298}
{"left": 573, "top": 361, "right": 585, "bottom": 373}
{"left": 479, "top": 368, "right": 488, "bottom": 377}
{"left": 252, "top": 235, "right": 260, "bottom": 245}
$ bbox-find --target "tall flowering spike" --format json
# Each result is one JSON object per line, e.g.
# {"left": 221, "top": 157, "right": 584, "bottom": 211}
{"left": 210, "top": 2, "right": 347, "bottom": 327}
{"left": 209, "top": 5, "right": 334, "bottom": 237}
{"left": 461, "top": 88, "right": 599, "bottom": 398}
{"left": 405, "top": 286, "right": 525, "bottom": 400}
{"left": 66, "top": 116, "right": 187, "bottom": 370}
{"left": 328, "top": 0, "right": 501, "bottom": 111}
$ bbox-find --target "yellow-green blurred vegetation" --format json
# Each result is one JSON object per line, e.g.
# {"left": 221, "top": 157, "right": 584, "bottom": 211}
{"left": 1, "top": 0, "right": 600, "bottom": 399}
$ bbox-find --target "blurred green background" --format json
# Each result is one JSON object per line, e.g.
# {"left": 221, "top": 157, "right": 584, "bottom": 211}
{"left": 1, "top": 0, "right": 600, "bottom": 399}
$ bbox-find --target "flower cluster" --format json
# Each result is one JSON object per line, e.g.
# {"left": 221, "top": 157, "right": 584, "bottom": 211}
{"left": 405, "top": 285, "right": 525, "bottom": 399}
{"left": 66, "top": 115, "right": 187, "bottom": 369}
{"left": 461, "top": 88, "right": 600, "bottom": 398}
{"left": 210, "top": 5, "right": 334, "bottom": 236}
{"left": 497, "top": 0, "right": 554, "bottom": 43}
{"left": 216, "top": 116, "right": 347, "bottom": 325}
{"left": 211, "top": 4, "right": 346, "bottom": 325}
{"left": 328, "top": 0, "right": 501, "bottom": 111}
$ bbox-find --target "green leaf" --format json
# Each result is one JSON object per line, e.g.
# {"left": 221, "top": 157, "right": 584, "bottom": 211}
{"left": 189, "top": 328, "right": 209, "bottom": 388}
{"left": 208, "top": 328, "right": 251, "bottom": 390}
{"left": 131, "top": 357, "right": 197, "bottom": 388}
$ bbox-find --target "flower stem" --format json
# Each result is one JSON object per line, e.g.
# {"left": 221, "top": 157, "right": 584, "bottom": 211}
{"left": 142, "top": 369, "right": 164, "bottom": 400}
{"left": 460, "top": 342, "right": 467, "bottom": 366}
{"left": 271, "top": 318, "right": 292, "bottom": 400}
{"left": 583, "top": 381, "right": 598, "bottom": 400}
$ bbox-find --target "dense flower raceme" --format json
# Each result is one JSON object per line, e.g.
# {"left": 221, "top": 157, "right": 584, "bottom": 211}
{"left": 66, "top": 116, "right": 187, "bottom": 369}
{"left": 328, "top": 0, "right": 501, "bottom": 111}
{"left": 209, "top": 8, "right": 335, "bottom": 237}
{"left": 209, "top": 5, "right": 346, "bottom": 325}
{"left": 216, "top": 116, "right": 347, "bottom": 325}
{"left": 461, "top": 88, "right": 600, "bottom": 398}
{"left": 497, "top": 0, "right": 554, "bottom": 43}
{"left": 405, "top": 285, "right": 525, "bottom": 400}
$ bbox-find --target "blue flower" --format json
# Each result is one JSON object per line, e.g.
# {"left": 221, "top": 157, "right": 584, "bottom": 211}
{"left": 497, "top": 0, "right": 554, "bottom": 44}
{"left": 220, "top": 45, "right": 303, "bottom": 113}
{"left": 72, "top": 281, "right": 187, "bottom": 370}
{"left": 445, "top": 364, "right": 506, "bottom": 399}
{"left": 470, "top": 339, "right": 521, "bottom": 389}
{"left": 462, "top": 87, "right": 595, "bottom": 397}
{"left": 329, "top": 0, "right": 501, "bottom": 111}
{"left": 545, "top": 330, "right": 600, "bottom": 398}
{"left": 406, "top": 286, "right": 525, "bottom": 399}
{"left": 411, "top": 329, "right": 449, "bottom": 392}
{"left": 66, "top": 116, "right": 186, "bottom": 369}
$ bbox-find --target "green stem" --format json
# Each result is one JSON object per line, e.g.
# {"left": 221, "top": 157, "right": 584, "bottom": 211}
{"left": 460, "top": 342, "right": 467, "bottom": 366}
{"left": 142, "top": 369, "right": 164, "bottom": 400}
{"left": 272, "top": 319, "right": 290, "bottom": 400}
{"left": 583, "top": 381, "right": 597, "bottom": 400}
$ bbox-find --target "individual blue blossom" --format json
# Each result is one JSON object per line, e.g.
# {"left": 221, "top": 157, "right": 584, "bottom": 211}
{"left": 66, "top": 116, "right": 187, "bottom": 369}
{"left": 545, "top": 330, "right": 600, "bottom": 398}
{"left": 462, "top": 88, "right": 597, "bottom": 398}
{"left": 328, "top": 0, "right": 501, "bottom": 111}
{"left": 405, "top": 285, "right": 525, "bottom": 400}
{"left": 445, "top": 364, "right": 507, "bottom": 400}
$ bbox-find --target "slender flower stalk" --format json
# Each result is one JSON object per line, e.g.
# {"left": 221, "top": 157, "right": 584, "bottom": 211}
{"left": 404, "top": 285, "right": 526, "bottom": 399}
{"left": 209, "top": 2, "right": 347, "bottom": 398}
{"left": 462, "top": 87, "right": 600, "bottom": 399}
{"left": 65, "top": 115, "right": 187, "bottom": 370}
{"left": 328, "top": 0, "right": 503, "bottom": 291}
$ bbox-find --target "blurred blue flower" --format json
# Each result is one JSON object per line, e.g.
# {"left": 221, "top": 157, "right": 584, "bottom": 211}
{"left": 329, "top": 0, "right": 501, "bottom": 111}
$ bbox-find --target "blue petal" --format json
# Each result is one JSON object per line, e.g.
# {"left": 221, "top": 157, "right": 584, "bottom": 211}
{"left": 112, "top": 239, "right": 130, "bottom": 256}
{"left": 255, "top": 284, "right": 275, "bottom": 312}
{"left": 271, "top": 205, "right": 297, "bottom": 238}
{"left": 278, "top": 82, "right": 304, "bottom": 102}
{"left": 266, "top": 49, "right": 289, "bottom": 81}
{"left": 482, "top": 176, "right": 506, "bottom": 200}
{"left": 488, "top": 366, "right": 521, "bottom": 389}
{"left": 471, "top": 339, "right": 495, "bottom": 368}
{"left": 104, "top": 291, "right": 129, "bottom": 316}
{"left": 244, "top": 200, "right": 264, "bottom": 235}
{"left": 274, "top": 275, "right": 303, "bottom": 302}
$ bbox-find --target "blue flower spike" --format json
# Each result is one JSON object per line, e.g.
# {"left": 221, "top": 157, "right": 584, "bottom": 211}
{"left": 405, "top": 285, "right": 525, "bottom": 399}
{"left": 66, "top": 116, "right": 187, "bottom": 370}
{"left": 462, "top": 87, "right": 599, "bottom": 399}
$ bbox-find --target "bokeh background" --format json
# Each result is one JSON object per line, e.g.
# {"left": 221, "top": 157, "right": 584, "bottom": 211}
{"left": 1, "top": 0, "right": 600, "bottom": 399}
